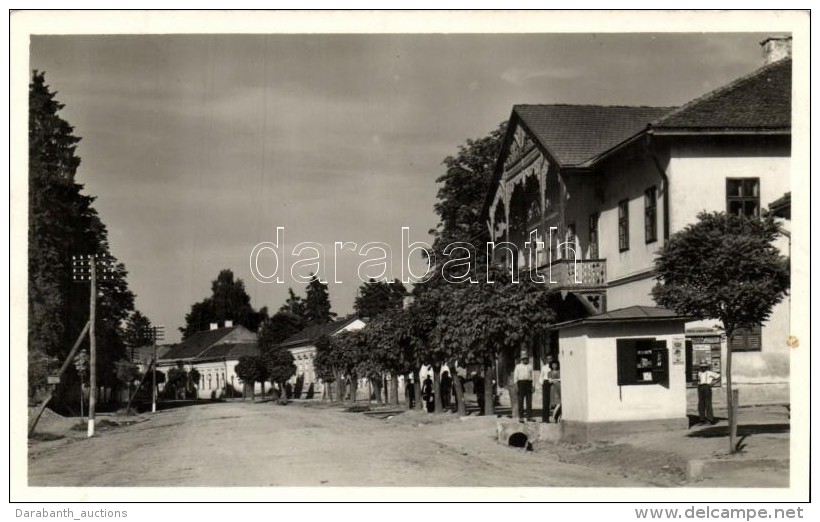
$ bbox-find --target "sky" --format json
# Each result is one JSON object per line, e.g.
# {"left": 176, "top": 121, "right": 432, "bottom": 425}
{"left": 29, "top": 31, "right": 774, "bottom": 343}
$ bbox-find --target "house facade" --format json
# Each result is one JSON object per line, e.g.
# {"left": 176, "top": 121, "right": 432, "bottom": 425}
{"left": 279, "top": 316, "right": 367, "bottom": 397}
{"left": 157, "top": 321, "right": 264, "bottom": 399}
{"left": 483, "top": 38, "right": 792, "bottom": 434}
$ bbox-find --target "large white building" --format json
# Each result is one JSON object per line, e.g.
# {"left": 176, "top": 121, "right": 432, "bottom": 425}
{"left": 483, "top": 38, "right": 792, "bottom": 439}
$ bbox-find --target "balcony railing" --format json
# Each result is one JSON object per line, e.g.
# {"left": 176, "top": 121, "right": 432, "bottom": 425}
{"left": 519, "top": 254, "right": 607, "bottom": 289}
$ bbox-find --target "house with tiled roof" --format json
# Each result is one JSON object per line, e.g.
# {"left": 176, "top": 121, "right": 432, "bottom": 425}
{"left": 157, "top": 321, "right": 262, "bottom": 399}
{"left": 483, "top": 37, "right": 792, "bottom": 438}
{"left": 279, "top": 316, "right": 366, "bottom": 397}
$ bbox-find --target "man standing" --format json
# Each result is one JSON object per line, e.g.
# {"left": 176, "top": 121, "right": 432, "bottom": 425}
{"left": 514, "top": 355, "right": 533, "bottom": 422}
{"left": 539, "top": 359, "right": 553, "bottom": 423}
{"left": 697, "top": 363, "right": 720, "bottom": 425}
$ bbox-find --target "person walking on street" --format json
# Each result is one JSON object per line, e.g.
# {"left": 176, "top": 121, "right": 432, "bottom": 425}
{"left": 422, "top": 374, "right": 435, "bottom": 413}
{"left": 440, "top": 370, "right": 452, "bottom": 410}
{"left": 473, "top": 371, "right": 485, "bottom": 415}
{"left": 514, "top": 355, "right": 533, "bottom": 422}
{"left": 697, "top": 363, "right": 720, "bottom": 425}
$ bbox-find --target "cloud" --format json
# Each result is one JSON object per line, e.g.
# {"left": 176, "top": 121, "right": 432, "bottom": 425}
{"left": 500, "top": 66, "right": 582, "bottom": 86}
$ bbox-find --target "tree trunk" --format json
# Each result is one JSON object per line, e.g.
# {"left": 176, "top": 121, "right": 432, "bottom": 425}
{"left": 350, "top": 376, "right": 358, "bottom": 406}
{"left": 335, "top": 371, "right": 343, "bottom": 403}
{"left": 412, "top": 370, "right": 423, "bottom": 411}
{"left": 433, "top": 365, "right": 443, "bottom": 414}
{"left": 454, "top": 372, "right": 466, "bottom": 417}
{"left": 374, "top": 375, "right": 383, "bottom": 406}
{"left": 484, "top": 365, "right": 495, "bottom": 416}
{"left": 726, "top": 339, "right": 737, "bottom": 453}
{"left": 390, "top": 373, "right": 400, "bottom": 407}
{"left": 507, "top": 358, "right": 518, "bottom": 419}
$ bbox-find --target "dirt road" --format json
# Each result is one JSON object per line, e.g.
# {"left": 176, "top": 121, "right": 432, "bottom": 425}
{"left": 28, "top": 401, "right": 648, "bottom": 487}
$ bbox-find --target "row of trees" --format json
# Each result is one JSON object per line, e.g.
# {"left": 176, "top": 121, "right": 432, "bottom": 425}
{"left": 313, "top": 267, "right": 558, "bottom": 417}
{"left": 29, "top": 71, "right": 139, "bottom": 405}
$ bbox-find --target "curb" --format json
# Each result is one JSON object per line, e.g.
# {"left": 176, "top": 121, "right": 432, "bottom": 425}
{"left": 687, "top": 457, "right": 789, "bottom": 480}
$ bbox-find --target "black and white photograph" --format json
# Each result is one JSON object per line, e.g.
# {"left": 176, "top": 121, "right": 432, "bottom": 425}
{"left": 10, "top": 10, "right": 810, "bottom": 504}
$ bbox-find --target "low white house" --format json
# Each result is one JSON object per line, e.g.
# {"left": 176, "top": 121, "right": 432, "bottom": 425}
{"left": 279, "top": 316, "right": 366, "bottom": 397}
{"left": 157, "top": 321, "right": 265, "bottom": 399}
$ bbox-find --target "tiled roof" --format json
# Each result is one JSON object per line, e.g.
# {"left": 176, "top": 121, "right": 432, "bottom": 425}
{"left": 554, "top": 306, "right": 688, "bottom": 329}
{"left": 651, "top": 58, "right": 791, "bottom": 132}
{"left": 130, "top": 344, "right": 172, "bottom": 363}
{"left": 514, "top": 104, "right": 676, "bottom": 167}
{"left": 279, "top": 316, "right": 361, "bottom": 348}
{"left": 586, "top": 306, "right": 683, "bottom": 321}
{"left": 768, "top": 191, "right": 791, "bottom": 219}
{"left": 199, "top": 342, "right": 260, "bottom": 359}
{"left": 161, "top": 326, "right": 241, "bottom": 360}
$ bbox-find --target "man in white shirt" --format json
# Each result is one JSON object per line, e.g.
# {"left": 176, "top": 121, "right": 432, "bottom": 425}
{"left": 697, "top": 364, "right": 720, "bottom": 425}
{"left": 514, "top": 355, "right": 534, "bottom": 422}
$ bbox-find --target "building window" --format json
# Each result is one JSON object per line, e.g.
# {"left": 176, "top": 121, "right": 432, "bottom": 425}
{"left": 729, "top": 324, "right": 762, "bottom": 352}
{"left": 616, "top": 338, "right": 668, "bottom": 386}
{"left": 644, "top": 186, "right": 657, "bottom": 243}
{"left": 618, "top": 200, "right": 629, "bottom": 252}
{"left": 588, "top": 213, "right": 599, "bottom": 259}
{"left": 727, "top": 178, "right": 760, "bottom": 218}
{"left": 564, "top": 223, "right": 577, "bottom": 259}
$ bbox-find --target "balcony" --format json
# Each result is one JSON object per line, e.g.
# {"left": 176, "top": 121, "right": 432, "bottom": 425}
{"left": 520, "top": 253, "right": 607, "bottom": 289}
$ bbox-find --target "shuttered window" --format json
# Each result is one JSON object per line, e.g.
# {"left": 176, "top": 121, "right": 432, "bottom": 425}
{"left": 729, "top": 324, "right": 762, "bottom": 352}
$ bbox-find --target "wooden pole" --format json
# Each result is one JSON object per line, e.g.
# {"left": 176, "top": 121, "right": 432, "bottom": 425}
{"left": 152, "top": 335, "right": 157, "bottom": 413}
{"left": 27, "top": 321, "right": 90, "bottom": 436}
{"left": 88, "top": 255, "right": 97, "bottom": 437}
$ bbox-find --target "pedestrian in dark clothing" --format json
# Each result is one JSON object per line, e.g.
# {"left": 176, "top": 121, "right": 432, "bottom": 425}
{"left": 697, "top": 364, "right": 720, "bottom": 424}
{"left": 440, "top": 370, "right": 452, "bottom": 410}
{"left": 406, "top": 379, "right": 415, "bottom": 409}
{"left": 422, "top": 375, "right": 434, "bottom": 413}
{"left": 473, "top": 371, "right": 485, "bottom": 415}
{"left": 539, "top": 362, "right": 552, "bottom": 423}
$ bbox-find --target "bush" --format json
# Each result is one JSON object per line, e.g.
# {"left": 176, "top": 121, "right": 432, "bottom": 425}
{"left": 305, "top": 382, "right": 315, "bottom": 400}
{"left": 284, "top": 382, "right": 293, "bottom": 399}
{"left": 293, "top": 374, "right": 305, "bottom": 399}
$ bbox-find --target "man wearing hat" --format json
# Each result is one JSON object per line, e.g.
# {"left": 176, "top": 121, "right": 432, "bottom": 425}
{"left": 514, "top": 352, "right": 534, "bottom": 422}
{"left": 697, "top": 363, "right": 721, "bottom": 425}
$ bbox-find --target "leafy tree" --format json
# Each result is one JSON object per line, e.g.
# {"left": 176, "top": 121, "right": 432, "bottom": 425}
{"left": 313, "top": 335, "right": 339, "bottom": 401}
{"left": 304, "top": 274, "right": 336, "bottom": 325}
{"left": 279, "top": 288, "right": 307, "bottom": 318}
{"left": 329, "top": 330, "right": 367, "bottom": 404}
{"left": 234, "top": 355, "right": 268, "bottom": 401}
{"left": 263, "top": 346, "right": 296, "bottom": 397}
{"left": 354, "top": 278, "right": 407, "bottom": 319}
{"left": 360, "top": 310, "right": 417, "bottom": 408}
{"left": 166, "top": 362, "right": 188, "bottom": 400}
{"left": 180, "top": 269, "right": 269, "bottom": 338}
{"left": 429, "top": 122, "right": 507, "bottom": 258}
{"left": 114, "top": 359, "right": 141, "bottom": 407}
{"left": 257, "top": 310, "right": 306, "bottom": 350}
{"left": 123, "top": 310, "right": 153, "bottom": 352}
{"left": 653, "top": 211, "right": 790, "bottom": 453}
{"left": 29, "top": 70, "right": 135, "bottom": 400}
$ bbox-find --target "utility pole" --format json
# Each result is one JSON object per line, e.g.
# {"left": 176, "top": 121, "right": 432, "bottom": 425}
{"left": 72, "top": 254, "right": 114, "bottom": 438}
{"left": 88, "top": 254, "right": 97, "bottom": 437}
{"left": 151, "top": 325, "right": 165, "bottom": 413}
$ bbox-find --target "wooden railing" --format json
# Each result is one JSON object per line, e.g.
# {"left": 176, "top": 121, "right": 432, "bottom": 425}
{"left": 520, "top": 256, "right": 607, "bottom": 288}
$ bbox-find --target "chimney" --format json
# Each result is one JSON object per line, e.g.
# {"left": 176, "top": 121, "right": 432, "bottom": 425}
{"left": 224, "top": 320, "right": 233, "bottom": 328}
{"left": 761, "top": 36, "right": 792, "bottom": 65}
{"left": 209, "top": 322, "right": 219, "bottom": 330}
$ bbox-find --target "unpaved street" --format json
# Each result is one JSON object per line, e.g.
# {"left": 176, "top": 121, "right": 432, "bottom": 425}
{"left": 28, "top": 401, "right": 649, "bottom": 487}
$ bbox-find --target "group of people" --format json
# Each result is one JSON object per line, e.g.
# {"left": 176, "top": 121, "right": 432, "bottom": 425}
{"left": 514, "top": 355, "right": 561, "bottom": 423}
